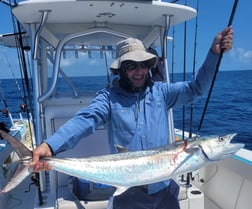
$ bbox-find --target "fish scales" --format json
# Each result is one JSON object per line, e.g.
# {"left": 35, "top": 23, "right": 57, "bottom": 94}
{"left": 0, "top": 130, "right": 244, "bottom": 195}
{"left": 44, "top": 142, "right": 205, "bottom": 187}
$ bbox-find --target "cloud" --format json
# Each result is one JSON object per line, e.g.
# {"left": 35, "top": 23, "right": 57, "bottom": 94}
{"left": 60, "top": 52, "right": 102, "bottom": 67}
{"left": 61, "top": 58, "right": 73, "bottom": 67}
{"left": 231, "top": 47, "right": 252, "bottom": 64}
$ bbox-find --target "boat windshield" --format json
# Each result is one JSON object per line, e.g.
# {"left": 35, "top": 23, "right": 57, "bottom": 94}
{"left": 47, "top": 49, "right": 115, "bottom": 98}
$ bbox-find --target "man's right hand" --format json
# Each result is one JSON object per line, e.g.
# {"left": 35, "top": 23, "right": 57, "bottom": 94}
{"left": 30, "top": 142, "right": 52, "bottom": 172}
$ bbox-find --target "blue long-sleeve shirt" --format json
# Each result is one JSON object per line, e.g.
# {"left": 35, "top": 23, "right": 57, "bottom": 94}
{"left": 45, "top": 50, "right": 219, "bottom": 193}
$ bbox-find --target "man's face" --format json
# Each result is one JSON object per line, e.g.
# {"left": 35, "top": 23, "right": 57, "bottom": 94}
{"left": 122, "top": 61, "right": 149, "bottom": 88}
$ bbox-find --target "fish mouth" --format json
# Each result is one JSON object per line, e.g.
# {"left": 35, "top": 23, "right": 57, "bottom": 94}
{"left": 215, "top": 133, "right": 244, "bottom": 159}
{"left": 223, "top": 143, "right": 244, "bottom": 157}
{"left": 200, "top": 133, "right": 244, "bottom": 161}
{"left": 223, "top": 133, "right": 244, "bottom": 154}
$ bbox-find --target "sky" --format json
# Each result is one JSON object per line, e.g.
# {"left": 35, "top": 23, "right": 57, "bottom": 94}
{"left": 0, "top": 0, "right": 252, "bottom": 79}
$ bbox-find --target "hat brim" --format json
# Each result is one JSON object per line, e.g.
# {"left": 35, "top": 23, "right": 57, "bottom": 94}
{"left": 110, "top": 50, "right": 157, "bottom": 70}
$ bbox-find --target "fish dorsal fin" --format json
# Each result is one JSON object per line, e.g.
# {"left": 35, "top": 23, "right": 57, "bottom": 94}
{"left": 0, "top": 162, "right": 32, "bottom": 193}
{"left": 115, "top": 145, "right": 129, "bottom": 153}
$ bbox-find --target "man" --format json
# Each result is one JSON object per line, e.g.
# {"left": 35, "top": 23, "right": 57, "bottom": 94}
{"left": 31, "top": 26, "right": 233, "bottom": 209}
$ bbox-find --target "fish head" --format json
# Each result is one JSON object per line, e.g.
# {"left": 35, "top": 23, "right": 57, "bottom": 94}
{"left": 198, "top": 134, "right": 244, "bottom": 161}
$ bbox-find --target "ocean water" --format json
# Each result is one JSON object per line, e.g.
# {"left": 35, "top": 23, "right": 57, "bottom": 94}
{"left": 172, "top": 70, "right": 252, "bottom": 150}
{"left": 0, "top": 70, "right": 251, "bottom": 150}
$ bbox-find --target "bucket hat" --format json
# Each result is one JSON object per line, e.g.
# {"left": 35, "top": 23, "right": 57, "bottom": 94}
{"left": 110, "top": 38, "right": 157, "bottom": 74}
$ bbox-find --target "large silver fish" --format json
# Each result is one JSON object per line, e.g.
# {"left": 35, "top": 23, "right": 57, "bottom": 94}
{"left": 0, "top": 130, "right": 243, "bottom": 195}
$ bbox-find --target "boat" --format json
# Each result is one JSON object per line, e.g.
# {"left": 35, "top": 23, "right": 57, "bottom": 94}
{"left": 0, "top": 0, "right": 251, "bottom": 209}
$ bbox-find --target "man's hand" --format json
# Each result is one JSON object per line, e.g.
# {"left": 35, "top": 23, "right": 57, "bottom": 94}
{"left": 30, "top": 143, "right": 52, "bottom": 172}
{"left": 211, "top": 26, "right": 233, "bottom": 54}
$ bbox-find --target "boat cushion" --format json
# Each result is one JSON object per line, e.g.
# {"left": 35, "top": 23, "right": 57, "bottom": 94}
{"left": 201, "top": 163, "right": 252, "bottom": 209}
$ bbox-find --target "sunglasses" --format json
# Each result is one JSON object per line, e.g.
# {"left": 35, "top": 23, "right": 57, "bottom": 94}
{"left": 122, "top": 61, "right": 148, "bottom": 71}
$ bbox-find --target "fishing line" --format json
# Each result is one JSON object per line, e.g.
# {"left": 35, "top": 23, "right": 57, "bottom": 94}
{"left": 197, "top": 0, "right": 239, "bottom": 133}
{"left": 0, "top": 46, "right": 24, "bottom": 101}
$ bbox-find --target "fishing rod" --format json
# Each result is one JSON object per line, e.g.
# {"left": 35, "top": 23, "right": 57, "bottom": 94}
{"left": 5, "top": 4, "right": 44, "bottom": 203}
{"left": 0, "top": 0, "right": 13, "bottom": 6}
{"left": 0, "top": 81, "right": 17, "bottom": 128}
{"left": 197, "top": 0, "right": 239, "bottom": 133}
{"left": 189, "top": 0, "right": 199, "bottom": 138}
{"left": 0, "top": 84, "right": 9, "bottom": 117}
{"left": 181, "top": 0, "right": 188, "bottom": 140}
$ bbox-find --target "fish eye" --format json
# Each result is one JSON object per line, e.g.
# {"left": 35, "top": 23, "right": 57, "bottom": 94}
{"left": 218, "top": 136, "right": 224, "bottom": 142}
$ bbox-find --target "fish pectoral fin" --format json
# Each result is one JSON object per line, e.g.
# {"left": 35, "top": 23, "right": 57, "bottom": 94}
{"left": 113, "top": 186, "right": 129, "bottom": 196}
{"left": 184, "top": 147, "right": 200, "bottom": 154}
{"left": 114, "top": 145, "right": 129, "bottom": 153}
{"left": 171, "top": 150, "right": 199, "bottom": 177}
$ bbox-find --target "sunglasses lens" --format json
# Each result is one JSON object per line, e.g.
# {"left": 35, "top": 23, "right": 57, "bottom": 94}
{"left": 122, "top": 61, "right": 148, "bottom": 71}
{"left": 125, "top": 61, "right": 137, "bottom": 70}
{"left": 140, "top": 62, "right": 148, "bottom": 68}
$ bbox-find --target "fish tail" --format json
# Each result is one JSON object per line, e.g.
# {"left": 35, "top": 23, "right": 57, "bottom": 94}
{"left": 0, "top": 163, "right": 32, "bottom": 193}
{"left": 0, "top": 130, "right": 33, "bottom": 193}
{"left": 0, "top": 130, "right": 33, "bottom": 158}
